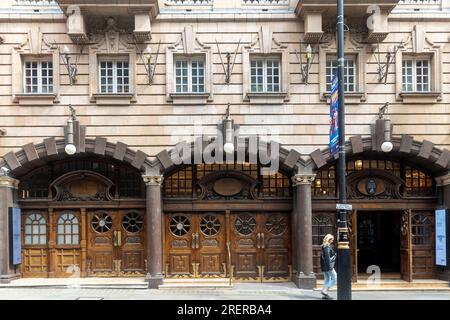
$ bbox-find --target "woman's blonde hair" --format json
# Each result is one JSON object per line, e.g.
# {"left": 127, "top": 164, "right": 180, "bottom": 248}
{"left": 322, "top": 234, "right": 334, "bottom": 246}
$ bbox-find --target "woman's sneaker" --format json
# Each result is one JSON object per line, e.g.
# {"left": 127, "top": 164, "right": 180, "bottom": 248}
{"left": 321, "top": 291, "right": 333, "bottom": 299}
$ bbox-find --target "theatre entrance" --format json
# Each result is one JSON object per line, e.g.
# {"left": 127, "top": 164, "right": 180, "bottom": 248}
{"left": 356, "top": 211, "right": 401, "bottom": 275}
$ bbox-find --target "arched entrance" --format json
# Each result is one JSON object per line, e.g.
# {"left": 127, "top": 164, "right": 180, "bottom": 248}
{"left": 310, "top": 136, "right": 449, "bottom": 282}
{"left": 161, "top": 163, "right": 293, "bottom": 282}
{"left": 1, "top": 138, "right": 151, "bottom": 278}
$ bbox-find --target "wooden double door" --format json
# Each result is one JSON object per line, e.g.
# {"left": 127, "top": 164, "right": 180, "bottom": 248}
{"left": 231, "top": 212, "right": 291, "bottom": 282}
{"left": 88, "top": 210, "right": 146, "bottom": 276}
{"left": 164, "top": 212, "right": 291, "bottom": 282}
{"left": 165, "top": 213, "right": 227, "bottom": 278}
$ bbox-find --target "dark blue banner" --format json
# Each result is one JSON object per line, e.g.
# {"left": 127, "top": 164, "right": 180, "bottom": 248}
{"left": 329, "top": 72, "right": 339, "bottom": 156}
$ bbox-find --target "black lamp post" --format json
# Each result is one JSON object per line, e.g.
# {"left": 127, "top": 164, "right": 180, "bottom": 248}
{"left": 336, "top": 0, "right": 352, "bottom": 300}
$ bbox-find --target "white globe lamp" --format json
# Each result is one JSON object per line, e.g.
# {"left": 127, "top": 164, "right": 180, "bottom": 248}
{"left": 65, "top": 143, "right": 76, "bottom": 155}
{"left": 381, "top": 141, "right": 393, "bottom": 153}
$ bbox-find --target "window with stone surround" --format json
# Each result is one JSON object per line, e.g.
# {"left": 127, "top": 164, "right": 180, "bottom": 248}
{"left": 242, "top": 26, "right": 289, "bottom": 104}
{"left": 23, "top": 59, "right": 53, "bottom": 94}
{"left": 325, "top": 55, "right": 356, "bottom": 92}
{"left": 250, "top": 57, "right": 281, "bottom": 93}
{"left": 402, "top": 57, "right": 431, "bottom": 93}
{"left": 174, "top": 57, "right": 205, "bottom": 93}
{"left": 166, "top": 26, "right": 213, "bottom": 104}
{"left": 98, "top": 58, "right": 130, "bottom": 94}
{"left": 319, "top": 36, "right": 366, "bottom": 104}
{"left": 395, "top": 25, "right": 442, "bottom": 104}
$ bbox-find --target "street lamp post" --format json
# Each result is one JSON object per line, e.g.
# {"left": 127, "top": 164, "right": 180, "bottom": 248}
{"left": 336, "top": 0, "right": 352, "bottom": 300}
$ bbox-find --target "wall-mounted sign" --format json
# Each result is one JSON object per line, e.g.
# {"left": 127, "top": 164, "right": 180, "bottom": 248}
{"left": 9, "top": 207, "right": 21, "bottom": 265}
{"left": 435, "top": 209, "right": 447, "bottom": 266}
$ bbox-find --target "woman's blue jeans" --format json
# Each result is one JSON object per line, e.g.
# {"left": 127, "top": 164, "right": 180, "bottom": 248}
{"left": 323, "top": 269, "right": 337, "bottom": 290}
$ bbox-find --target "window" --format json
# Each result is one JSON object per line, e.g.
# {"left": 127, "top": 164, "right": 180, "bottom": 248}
{"left": 25, "top": 213, "right": 47, "bottom": 245}
{"left": 23, "top": 60, "right": 53, "bottom": 94}
{"left": 57, "top": 213, "right": 79, "bottom": 245}
{"left": 326, "top": 56, "right": 356, "bottom": 92}
{"left": 250, "top": 58, "right": 280, "bottom": 93}
{"left": 99, "top": 59, "right": 130, "bottom": 93}
{"left": 313, "top": 165, "right": 336, "bottom": 197}
{"left": 174, "top": 58, "right": 205, "bottom": 93}
{"left": 405, "top": 166, "right": 434, "bottom": 196}
{"left": 412, "top": 214, "right": 432, "bottom": 245}
{"left": 312, "top": 214, "right": 334, "bottom": 246}
{"left": 261, "top": 172, "right": 291, "bottom": 198}
{"left": 402, "top": 58, "right": 431, "bottom": 92}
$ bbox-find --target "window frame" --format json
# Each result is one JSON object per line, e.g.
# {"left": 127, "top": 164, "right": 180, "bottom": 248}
{"left": 249, "top": 56, "right": 281, "bottom": 93}
{"left": 325, "top": 54, "right": 357, "bottom": 93}
{"left": 24, "top": 213, "right": 47, "bottom": 246}
{"left": 56, "top": 212, "right": 80, "bottom": 245}
{"left": 22, "top": 58, "right": 54, "bottom": 94}
{"left": 97, "top": 57, "right": 130, "bottom": 94}
{"left": 173, "top": 56, "right": 206, "bottom": 94}
{"left": 402, "top": 57, "right": 431, "bottom": 93}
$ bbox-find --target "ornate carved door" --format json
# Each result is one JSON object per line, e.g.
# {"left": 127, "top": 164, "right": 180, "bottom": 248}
{"left": 400, "top": 210, "right": 412, "bottom": 282}
{"left": 164, "top": 213, "right": 226, "bottom": 278}
{"left": 87, "top": 210, "right": 145, "bottom": 276}
{"left": 231, "top": 212, "right": 291, "bottom": 282}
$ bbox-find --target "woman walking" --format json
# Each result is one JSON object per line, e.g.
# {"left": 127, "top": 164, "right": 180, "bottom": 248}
{"left": 320, "top": 234, "right": 337, "bottom": 299}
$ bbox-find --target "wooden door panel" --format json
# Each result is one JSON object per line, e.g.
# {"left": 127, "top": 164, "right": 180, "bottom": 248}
{"left": 165, "top": 214, "right": 194, "bottom": 277}
{"left": 91, "top": 251, "right": 114, "bottom": 272}
{"left": 22, "top": 248, "right": 48, "bottom": 277}
{"left": 400, "top": 210, "right": 412, "bottom": 282}
{"left": 87, "top": 211, "right": 115, "bottom": 275}
{"left": 198, "top": 214, "right": 226, "bottom": 277}
{"left": 122, "top": 251, "right": 144, "bottom": 272}
{"left": 261, "top": 213, "right": 291, "bottom": 280}
{"left": 200, "top": 254, "right": 222, "bottom": 274}
{"left": 231, "top": 213, "right": 259, "bottom": 279}
{"left": 169, "top": 254, "right": 192, "bottom": 275}
{"left": 55, "top": 249, "right": 81, "bottom": 276}
{"left": 119, "top": 210, "right": 146, "bottom": 274}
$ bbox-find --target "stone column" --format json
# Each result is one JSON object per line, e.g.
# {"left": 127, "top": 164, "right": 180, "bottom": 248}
{"left": 143, "top": 174, "right": 164, "bottom": 289}
{"left": 0, "top": 174, "right": 20, "bottom": 284}
{"left": 291, "top": 174, "right": 316, "bottom": 289}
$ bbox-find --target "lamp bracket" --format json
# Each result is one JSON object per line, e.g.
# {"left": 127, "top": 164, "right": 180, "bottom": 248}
{"left": 372, "top": 39, "right": 403, "bottom": 84}
{"left": 216, "top": 39, "right": 241, "bottom": 84}
{"left": 136, "top": 40, "right": 161, "bottom": 85}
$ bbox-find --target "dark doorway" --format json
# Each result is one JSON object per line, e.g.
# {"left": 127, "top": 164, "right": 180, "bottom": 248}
{"left": 357, "top": 212, "right": 401, "bottom": 274}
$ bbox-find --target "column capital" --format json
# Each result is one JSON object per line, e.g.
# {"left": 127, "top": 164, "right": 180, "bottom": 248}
{"left": 143, "top": 175, "right": 164, "bottom": 186}
{"left": 291, "top": 174, "right": 316, "bottom": 186}
{"left": 0, "top": 175, "right": 19, "bottom": 188}
{"left": 436, "top": 172, "right": 450, "bottom": 187}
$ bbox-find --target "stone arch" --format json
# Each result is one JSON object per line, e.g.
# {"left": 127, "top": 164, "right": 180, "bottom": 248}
{"left": 151, "top": 139, "right": 309, "bottom": 176}
{"left": 0, "top": 137, "right": 153, "bottom": 178}
{"left": 307, "top": 135, "right": 450, "bottom": 175}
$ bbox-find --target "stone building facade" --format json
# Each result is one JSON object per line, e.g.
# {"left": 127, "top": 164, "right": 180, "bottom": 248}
{"left": 0, "top": 0, "right": 449, "bottom": 288}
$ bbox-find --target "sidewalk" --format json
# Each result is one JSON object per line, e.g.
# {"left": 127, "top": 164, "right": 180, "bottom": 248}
{"left": 0, "top": 277, "right": 449, "bottom": 292}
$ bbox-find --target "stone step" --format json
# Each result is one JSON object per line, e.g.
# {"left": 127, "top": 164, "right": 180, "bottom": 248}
{"left": 159, "top": 278, "right": 233, "bottom": 290}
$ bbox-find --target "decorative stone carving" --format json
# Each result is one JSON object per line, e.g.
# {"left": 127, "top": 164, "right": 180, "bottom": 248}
{"left": 143, "top": 175, "right": 164, "bottom": 186}
{"left": 291, "top": 174, "right": 316, "bottom": 186}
